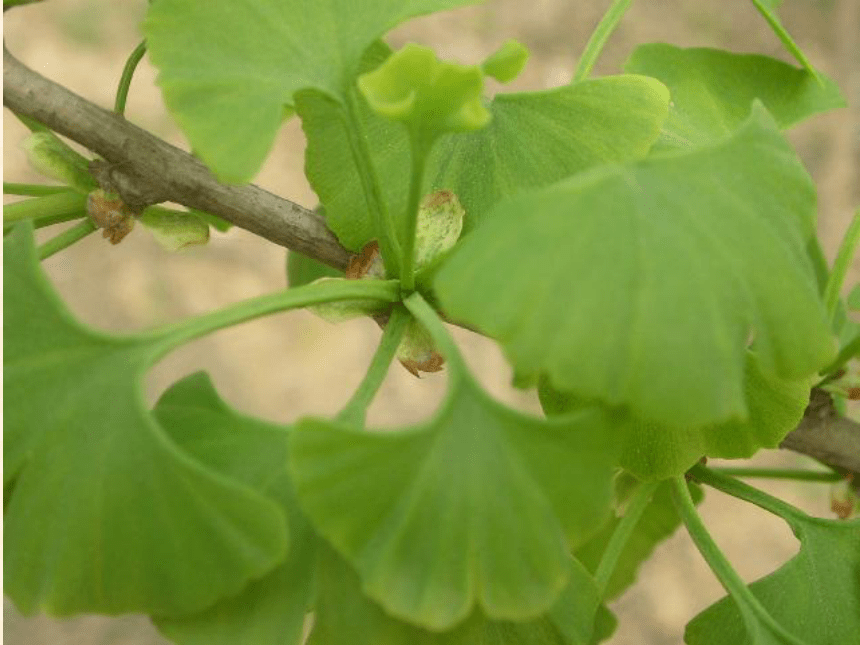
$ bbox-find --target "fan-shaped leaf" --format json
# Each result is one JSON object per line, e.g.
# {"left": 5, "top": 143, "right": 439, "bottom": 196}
{"left": 3, "top": 224, "right": 287, "bottom": 616}
{"left": 436, "top": 105, "right": 833, "bottom": 429}
{"left": 290, "top": 373, "right": 616, "bottom": 630}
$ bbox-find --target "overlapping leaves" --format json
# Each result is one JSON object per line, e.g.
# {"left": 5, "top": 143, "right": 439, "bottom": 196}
{"left": 289, "top": 360, "right": 617, "bottom": 630}
{"left": 144, "top": 0, "right": 477, "bottom": 182}
{"left": 436, "top": 105, "right": 833, "bottom": 430}
{"left": 301, "top": 67, "right": 669, "bottom": 249}
{"left": 624, "top": 44, "right": 845, "bottom": 149}
{"left": 151, "top": 373, "right": 315, "bottom": 645}
{"left": 3, "top": 223, "right": 288, "bottom": 616}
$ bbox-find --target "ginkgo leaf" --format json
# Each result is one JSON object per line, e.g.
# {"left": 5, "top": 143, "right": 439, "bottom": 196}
{"left": 151, "top": 373, "right": 315, "bottom": 645}
{"left": 750, "top": 0, "right": 818, "bottom": 77}
{"left": 144, "top": 0, "right": 476, "bottom": 182}
{"left": 287, "top": 250, "right": 343, "bottom": 288}
{"left": 436, "top": 104, "right": 833, "bottom": 429}
{"left": 685, "top": 505, "right": 860, "bottom": 644}
{"left": 289, "top": 372, "right": 617, "bottom": 630}
{"left": 540, "top": 351, "right": 812, "bottom": 479}
{"left": 300, "top": 70, "right": 669, "bottom": 249}
{"left": 308, "top": 542, "right": 612, "bottom": 645}
{"left": 3, "top": 223, "right": 288, "bottom": 617}
{"left": 624, "top": 44, "right": 845, "bottom": 148}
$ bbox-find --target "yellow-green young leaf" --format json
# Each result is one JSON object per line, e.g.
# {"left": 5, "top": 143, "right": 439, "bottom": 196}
{"left": 300, "top": 71, "right": 669, "bottom": 249}
{"left": 139, "top": 206, "right": 210, "bottom": 251}
{"left": 481, "top": 39, "right": 529, "bottom": 84}
{"left": 290, "top": 374, "right": 617, "bottom": 630}
{"left": 436, "top": 105, "right": 833, "bottom": 429}
{"left": 21, "top": 131, "right": 97, "bottom": 193}
{"left": 308, "top": 543, "right": 613, "bottom": 645}
{"left": 624, "top": 45, "right": 845, "bottom": 149}
{"left": 686, "top": 514, "right": 860, "bottom": 645}
{"left": 3, "top": 223, "right": 287, "bottom": 616}
{"left": 152, "top": 373, "right": 315, "bottom": 645}
{"left": 358, "top": 43, "right": 490, "bottom": 147}
{"left": 144, "top": 0, "right": 477, "bottom": 182}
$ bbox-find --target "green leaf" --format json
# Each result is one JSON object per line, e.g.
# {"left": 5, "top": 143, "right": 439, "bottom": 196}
{"left": 481, "top": 40, "right": 529, "bottom": 84}
{"left": 624, "top": 44, "right": 845, "bottom": 149}
{"left": 358, "top": 42, "right": 490, "bottom": 148}
{"left": 309, "top": 543, "right": 611, "bottom": 645}
{"left": 21, "top": 131, "right": 98, "bottom": 193}
{"left": 541, "top": 351, "right": 812, "bottom": 478}
{"left": 144, "top": 0, "right": 476, "bottom": 182}
{"left": 290, "top": 372, "right": 617, "bottom": 630}
{"left": 436, "top": 104, "right": 834, "bottom": 429}
{"left": 685, "top": 511, "right": 860, "bottom": 644}
{"left": 847, "top": 284, "right": 860, "bottom": 311}
{"left": 151, "top": 373, "right": 315, "bottom": 645}
{"left": 287, "top": 250, "right": 343, "bottom": 288}
{"left": 575, "top": 481, "right": 703, "bottom": 600}
{"left": 301, "top": 73, "right": 669, "bottom": 249}
{"left": 3, "top": 223, "right": 288, "bottom": 616}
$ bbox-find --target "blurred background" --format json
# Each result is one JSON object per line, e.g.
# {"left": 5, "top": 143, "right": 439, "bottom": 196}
{"left": 4, "top": 0, "right": 859, "bottom": 643}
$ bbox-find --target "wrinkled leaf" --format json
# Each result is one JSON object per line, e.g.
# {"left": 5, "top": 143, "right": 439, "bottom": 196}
{"left": 144, "top": 0, "right": 476, "bottom": 182}
{"left": 3, "top": 223, "right": 287, "bottom": 616}
{"left": 624, "top": 44, "right": 845, "bottom": 148}
{"left": 436, "top": 105, "right": 833, "bottom": 429}
{"left": 686, "top": 514, "right": 860, "bottom": 645}
{"left": 301, "top": 72, "right": 669, "bottom": 249}
{"left": 309, "top": 543, "right": 611, "bottom": 645}
{"left": 290, "top": 371, "right": 616, "bottom": 630}
{"left": 139, "top": 206, "right": 210, "bottom": 251}
{"left": 152, "top": 373, "right": 315, "bottom": 645}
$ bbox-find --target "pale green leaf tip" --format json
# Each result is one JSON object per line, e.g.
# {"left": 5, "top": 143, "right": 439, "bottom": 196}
{"left": 481, "top": 39, "right": 529, "bottom": 84}
{"left": 358, "top": 43, "right": 490, "bottom": 135}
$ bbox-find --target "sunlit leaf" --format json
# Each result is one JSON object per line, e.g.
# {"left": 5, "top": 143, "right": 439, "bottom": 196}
{"left": 309, "top": 543, "right": 611, "bottom": 645}
{"left": 624, "top": 44, "right": 845, "bottom": 149}
{"left": 290, "top": 372, "right": 617, "bottom": 629}
{"left": 144, "top": 0, "right": 476, "bottom": 182}
{"left": 152, "top": 373, "right": 315, "bottom": 645}
{"left": 3, "top": 223, "right": 287, "bottom": 616}
{"left": 481, "top": 39, "right": 529, "bottom": 84}
{"left": 436, "top": 105, "right": 833, "bottom": 429}
{"left": 686, "top": 513, "right": 860, "bottom": 645}
{"left": 301, "top": 71, "right": 669, "bottom": 249}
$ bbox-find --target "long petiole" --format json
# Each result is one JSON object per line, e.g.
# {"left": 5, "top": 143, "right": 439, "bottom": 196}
{"left": 37, "top": 219, "right": 97, "bottom": 259}
{"left": 344, "top": 91, "right": 402, "bottom": 278}
{"left": 593, "top": 479, "right": 660, "bottom": 597}
{"left": 399, "top": 140, "right": 428, "bottom": 292}
{"left": 337, "top": 305, "right": 409, "bottom": 427}
{"left": 671, "top": 477, "right": 805, "bottom": 645}
{"left": 709, "top": 466, "right": 843, "bottom": 483}
{"left": 145, "top": 278, "right": 401, "bottom": 358}
{"left": 4, "top": 182, "right": 70, "bottom": 197}
{"left": 404, "top": 291, "right": 469, "bottom": 380}
{"left": 4, "top": 192, "right": 88, "bottom": 225}
{"left": 688, "top": 464, "right": 809, "bottom": 526}
{"left": 823, "top": 208, "right": 860, "bottom": 322}
{"left": 115, "top": 40, "right": 148, "bottom": 115}
{"left": 573, "top": 0, "right": 633, "bottom": 82}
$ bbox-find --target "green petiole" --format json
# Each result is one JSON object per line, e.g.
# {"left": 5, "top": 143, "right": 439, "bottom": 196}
{"left": 573, "top": 0, "right": 633, "bottom": 82}
{"left": 337, "top": 304, "right": 410, "bottom": 427}
{"left": 37, "top": 219, "right": 97, "bottom": 259}
{"left": 146, "top": 278, "right": 401, "bottom": 357}
{"left": 593, "top": 479, "right": 660, "bottom": 597}
{"left": 823, "top": 208, "right": 860, "bottom": 323}
{"left": 404, "top": 291, "right": 469, "bottom": 381}
{"left": 115, "top": 40, "right": 148, "bottom": 115}
{"left": 398, "top": 139, "right": 429, "bottom": 292}
{"left": 4, "top": 192, "right": 88, "bottom": 225}
{"left": 671, "top": 476, "right": 806, "bottom": 645}
{"left": 709, "top": 466, "right": 843, "bottom": 483}
{"left": 4, "top": 182, "right": 70, "bottom": 197}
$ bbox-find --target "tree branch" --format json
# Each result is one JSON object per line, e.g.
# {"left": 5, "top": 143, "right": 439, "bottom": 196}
{"left": 4, "top": 46, "right": 858, "bottom": 479}
{"left": 3, "top": 46, "right": 352, "bottom": 271}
